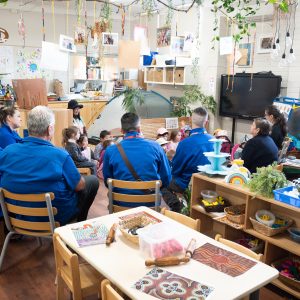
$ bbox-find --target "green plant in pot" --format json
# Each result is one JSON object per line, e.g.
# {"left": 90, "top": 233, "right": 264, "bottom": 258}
{"left": 122, "top": 88, "right": 145, "bottom": 113}
{"left": 248, "top": 164, "right": 288, "bottom": 198}
{"left": 172, "top": 85, "right": 216, "bottom": 117}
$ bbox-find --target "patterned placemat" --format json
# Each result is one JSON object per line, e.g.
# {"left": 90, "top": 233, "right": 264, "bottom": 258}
{"left": 192, "top": 243, "right": 257, "bottom": 277}
{"left": 132, "top": 267, "right": 214, "bottom": 300}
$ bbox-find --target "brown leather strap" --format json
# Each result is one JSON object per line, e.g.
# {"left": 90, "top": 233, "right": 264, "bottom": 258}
{"left": 116, "top": 143, "right": 141, "bottom": 181}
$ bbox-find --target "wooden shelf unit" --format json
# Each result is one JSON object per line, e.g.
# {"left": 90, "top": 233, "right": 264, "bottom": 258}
{"left": 190, "top": 173, "right": 300, "bottom": 298}
{"left": 143, "top": 65, "right": 196, "bottom": 85}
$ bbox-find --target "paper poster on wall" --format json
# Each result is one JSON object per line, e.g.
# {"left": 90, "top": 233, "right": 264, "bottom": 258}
{"left": 16, "top": 48, "right": 51, "bottom": 79}
{"left": 165, "top": 117, "right": 179, "bottom": 129}
{"left": 157, "top": 27, "right": 171, "bottom": 47}
{"left": 134, "top": 26, "right": 149, "bottom": 55}
{"left": 170, "top": 36, "right": 184, "bottom": 55}
{"left": 118, "top": 40, "right": 141, "bottom": 69}
{"left": 41, "top": 41, "right": 68, "bottom": 72}
{"left": 59, "top": 34, "right": 76, "bottom": 53}
{"left": 220, "top": 36, "right": 233, "bottom": 55}
{"left": 0, "top": 46, "right": 14, "bottom": 74}
{"left": 183, "top": 32, "right": 194, "bottom": 52}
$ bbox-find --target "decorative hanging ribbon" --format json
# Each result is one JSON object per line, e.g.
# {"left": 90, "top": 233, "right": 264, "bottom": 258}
{"left": 66, "top": 0, "right": 69, "bottom": 35}
{"left": 121, "top": 5, "right": 125, "bottom": 36}
{"left": 77, "top": 0, "right": 82, "bottom": 26}
{"left": 42, "top": 0, "right": 45, "bottom": 41}
{"left": 18, "top": 13, "right": 26, "bottom": 47}
{"left": 94, "top": 0, "right": 96, "bottom": 24}
{"left": 51, "top": 0, "right": 55, "bottom": 41}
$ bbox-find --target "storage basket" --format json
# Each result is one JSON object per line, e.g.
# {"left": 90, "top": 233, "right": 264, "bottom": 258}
{"left": 250, "top": 215, "right": 293, "bottom": 237}
{"left": 271, "top": 257, "right": 300, "bottom": 291}
{"left": 119, "top": 214, "right": 159, "bottom": 245}
{"left": 199, "top": 198, "right": 229, "bottom": 213}
{"left": 273, "top": 186, "right": 300, "bottom": 208}
{"left": 224, "top": 204, "right": 246, "bottom": 224}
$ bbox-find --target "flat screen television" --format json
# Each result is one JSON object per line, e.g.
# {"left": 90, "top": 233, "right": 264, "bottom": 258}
{"left": 219, "top": 73, "right": 282, "bottom": 120}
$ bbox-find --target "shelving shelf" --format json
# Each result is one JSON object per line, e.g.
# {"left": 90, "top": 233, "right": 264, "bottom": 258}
{"left": 143, "top": 65, "right": 196, "bottom": 85}
{"left": 190, "top": 173, "right": 300, "bottom": 298}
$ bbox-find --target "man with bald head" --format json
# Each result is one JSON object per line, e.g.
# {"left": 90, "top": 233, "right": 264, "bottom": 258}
{"left": 162, "top": 107, "right": 214, "bottom": 212}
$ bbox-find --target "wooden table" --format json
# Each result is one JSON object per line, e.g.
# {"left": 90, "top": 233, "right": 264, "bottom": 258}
{"left": 55, "top": 207, "right": 278, "bottom": 300}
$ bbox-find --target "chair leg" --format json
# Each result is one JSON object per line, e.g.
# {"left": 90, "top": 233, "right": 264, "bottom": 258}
{"left": 0, "top": 232, "right": 14, "bottom": 272}
{"left": 37, "top": 237, "right": 42, "bottom": 247}
{"left": 56, "top": 274, "right": 65, "bottom": 300}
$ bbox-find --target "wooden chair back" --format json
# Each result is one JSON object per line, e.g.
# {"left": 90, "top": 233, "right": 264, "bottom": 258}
{"left": 101, "top": 279, "right": 124, "bottom": 300}
{"left": 107, "top": 179, "right": 161, "bottom": 213}
{"left": 215, "top": 234, "right": 263, "bottom": 261}
{"left": 0, "top": 189, "right": 58, "bottom": 236}
{"left": 78, "top": 167, "right": 91, "bottom": 176}
{"left": 53, "top": 233, "right": 102, "bottom": 300}
{"left": 161, "top": 208, "right": 200, "bottom": 231}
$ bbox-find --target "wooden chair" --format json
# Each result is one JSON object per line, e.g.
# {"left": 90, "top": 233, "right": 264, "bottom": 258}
{"left": 0, "top": 218, "right": 5, "bottom": 247}
{"left": 0, "top": 188, "right": 59, "bottom": 272}
{"left": 161, "top": 208, "right": 200, "bottom": 231}
{"left": 215, "top": 234, "right": 263, "bottom": 300}
{"left": 53, "top": 233, "right": 103, "bottom": 300}
{"left": 215, "top": 234, "right": 263, "bottom": 261}
{"left": 101, "top": 279, "right": 124, "bottom": 300}
{"left": 77, "top": 168, "right": 91, "bottom": 176}
{"left": 107, "top": 179, "right": 161, "bottom": 213}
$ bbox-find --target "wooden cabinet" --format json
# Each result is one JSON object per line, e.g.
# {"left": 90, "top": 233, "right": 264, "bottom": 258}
{"left": 144, "top": 65, "right": 195, "bottom": 85}
{"left": 190, "top": 173, "right": 300, "bottom": 298}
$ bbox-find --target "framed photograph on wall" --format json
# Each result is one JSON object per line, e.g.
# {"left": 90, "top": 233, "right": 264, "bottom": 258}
{"left": 257, "top": 35, "right": 273, "bottom": 53}
{"left": 170, "top": 36, "right": 184, "bottom": 55}
{"left": 236, "top": 43, "right": 253, "bottom": 67}
{"left": 74, "top": 26, "right": 87, "bottom": 45}
{"left": 157, "top": 27, "right": 171, "bottom": 47}
{"left": 102, "top": 32, "right": 118, "bottom": 47}
{"left": 59, "top": 34, "right": 76, "bottom": 53}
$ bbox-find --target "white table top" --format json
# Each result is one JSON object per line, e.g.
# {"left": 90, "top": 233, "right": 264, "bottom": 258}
{"left": 55, "top": 207, "right": 278, "bottom": 300}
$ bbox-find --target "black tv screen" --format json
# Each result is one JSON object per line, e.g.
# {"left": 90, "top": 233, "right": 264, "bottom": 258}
{"left": 219, "top": 73, "right": 282, "bottom": 120}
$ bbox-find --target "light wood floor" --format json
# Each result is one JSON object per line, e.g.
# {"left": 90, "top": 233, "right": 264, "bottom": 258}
{"left": 0, "top": 181, "right": 295, "bottom": 300}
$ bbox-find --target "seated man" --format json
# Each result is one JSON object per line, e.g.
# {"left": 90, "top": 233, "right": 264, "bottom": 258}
{"left": 162, "top": 107, "right": 214, "bottom": 212}
{"left": 103, "top": 112, "right": 171, "bottom": 207}
{"left": 0, "top": 106, "right": 99, "bottom": 225}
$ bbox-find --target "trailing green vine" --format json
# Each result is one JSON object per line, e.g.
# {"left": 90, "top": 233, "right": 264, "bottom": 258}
{"left": 122, "top": 88, "right": 145, "bottom": 113}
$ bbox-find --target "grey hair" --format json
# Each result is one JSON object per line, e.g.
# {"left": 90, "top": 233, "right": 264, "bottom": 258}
{"left": 192, "top": 107, "right": 208, "bottom": 128}
{"left": 28, "top": 106, "right": 55, "bottom": 137}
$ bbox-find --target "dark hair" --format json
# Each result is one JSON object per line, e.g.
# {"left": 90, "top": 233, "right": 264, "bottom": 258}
{"left": 121, "top": 112, "right": 140, "bottom": 133}
{"left": 254, "top": 118, "right": 271, "bottom": 136}
{"left": 102, "top": 139, "right": 113, "bottom": 151}
{"left": 265, "top": 105, "right": 288, "bottom": 136}
{"left": 62, "top": 126, "right": 79, "bottom": 146}
{"left": 78, "top": 134, "right": 88, "bottom": 145}
{"left": 169, "top": 129, "right": 179, "bottom": 142}
{"left": 192, "top": 107, "right": 208, "bottom": 128}
{"left": 0, "top": 107, "right": 18, "bottom": 125}
{"left": 100, "top": 130, "right": 111, "bottom": 139}
{"left": 157, "top": 132, "right": 169, "bottom": 139}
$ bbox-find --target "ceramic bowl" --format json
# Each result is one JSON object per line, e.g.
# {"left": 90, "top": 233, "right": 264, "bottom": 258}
{"left": 255, "top": 210, "right": 276, "bottom": 227}
{"left": 201, "top": 190, "right": 218, "bottom": 203}
{"left": 287, "top": 227, "right": 300, "bottom": 243}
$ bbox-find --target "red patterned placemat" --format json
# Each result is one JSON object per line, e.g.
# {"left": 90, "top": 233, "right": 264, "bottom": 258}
{"left": 132, "top": 267, "right": 214, "bottom": 300}
{"left": 119, "top": 211, "right": 161, "bottom": 223}
{"left": 192, "top": 243, "right": 257, "bottom": 277}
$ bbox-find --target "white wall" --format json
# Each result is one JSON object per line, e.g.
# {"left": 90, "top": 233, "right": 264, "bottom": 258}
{"left": 135, "top": 2, "right": 300, "bottom": 143}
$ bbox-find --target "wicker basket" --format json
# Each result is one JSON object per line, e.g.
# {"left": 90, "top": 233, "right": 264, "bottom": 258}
{"left": 224, "top": 204, "right": 246, "bottom": 224}
{"left": 119, "top": 215, "right": 159, "bottom": 245}
{"left": 271, "top": 257, "right": 300, "bottom": 291}
{"left": 250, "top": 215, "right": 293, "bottom": 237}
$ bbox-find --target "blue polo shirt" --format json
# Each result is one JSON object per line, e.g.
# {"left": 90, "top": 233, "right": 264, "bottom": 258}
{"left": 0, "top": 123, "right": 23, "bottom": 149}
{"left": 103, "top": 131, "right": 171, "bottom": 207}
{"left": 0, "top": 136, "right": 81, "bottom": 225}
{"left": 172, "top": 127, "right": 214, "bottom": 190}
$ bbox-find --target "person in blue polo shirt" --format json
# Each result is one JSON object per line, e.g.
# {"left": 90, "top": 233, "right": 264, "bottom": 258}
{"left": 103, "top": 112, "right": 171, "bottom": 208}
{"left": 0, "top": 106, "right": 23, "bottom": 149}
{"left": 162, "top": 107, "right": 214, "bottom": 212}
{"left": 0, "top": 106, "right": 99, "bottom": 225}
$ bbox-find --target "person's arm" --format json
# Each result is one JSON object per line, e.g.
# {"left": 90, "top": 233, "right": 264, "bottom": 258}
{"left": 103, "top": 148, "right": 113, "bottom": 187}
{"left": 62, "top": 155, "right": 84, "bottom": 191}
{"left": 158, "top": 148, "right": 172, "bottom": 188}
{"left": 67, "top": 143, "right": 89, "bottom": 162}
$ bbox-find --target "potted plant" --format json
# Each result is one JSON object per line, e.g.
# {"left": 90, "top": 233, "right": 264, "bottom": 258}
{"left": 122, "top": 88, "right": 145, "bottom": 113}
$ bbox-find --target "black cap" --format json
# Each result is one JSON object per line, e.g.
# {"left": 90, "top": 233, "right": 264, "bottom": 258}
{"left": 67, "top": 99, "right": 83, "bottom": 110}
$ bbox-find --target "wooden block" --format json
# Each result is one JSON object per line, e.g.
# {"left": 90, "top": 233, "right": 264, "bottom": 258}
{"left": 12, "top": 79, "right": 48, "bottom": 109}
{"left": 174, "top": 68, "right": 184, "bottom": 83}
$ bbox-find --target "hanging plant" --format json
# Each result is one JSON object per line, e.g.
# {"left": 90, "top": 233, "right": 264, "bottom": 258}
{"left": 165, "top": 0, "right": 174, "bottom": 27}
{"left": 100, "top": 1, "right": 112, "bottom": 32}
{"left": 141, "top": 0, "right": 157, "bottom": 17}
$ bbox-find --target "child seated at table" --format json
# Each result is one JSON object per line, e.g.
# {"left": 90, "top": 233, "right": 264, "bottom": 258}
{"left": 62, "top": 126, "right": 97, "bottom": 175}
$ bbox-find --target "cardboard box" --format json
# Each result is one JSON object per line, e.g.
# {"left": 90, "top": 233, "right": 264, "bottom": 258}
{"left": 146, "top": 68, "right": 155, "bottom": 81}
{"left": 166, "top": 69, "right": 174, "bottom": 83}
{"left": 174, "top": 68, "right": 184, "bottom": 83}
{"left": 153, "top": 69, "right": 163, "bottom": 82}
{"left": 12, "top": 78, "right": 48, "bottom": 109}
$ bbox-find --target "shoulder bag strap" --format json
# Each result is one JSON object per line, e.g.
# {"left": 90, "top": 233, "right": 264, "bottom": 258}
{"left": 116, "top": 143, "right": 141, "bottom": 181}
